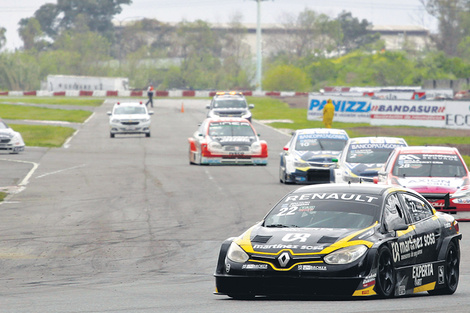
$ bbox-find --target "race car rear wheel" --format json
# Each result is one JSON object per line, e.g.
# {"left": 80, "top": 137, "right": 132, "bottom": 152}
{"left": 428, "top": 240, "right": 459, "bottom": 295}
{"left": 376, "top": 247, "right": 396, "bottom": 297}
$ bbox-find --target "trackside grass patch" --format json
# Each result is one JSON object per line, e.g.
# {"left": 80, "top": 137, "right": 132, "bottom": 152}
{"left": 0, "top": 104, "right": 91, "bottom": 123}
{"left": 0, "top": 97, "right": 104, "bottom": 106}
{"left": 11, "top": 124, "right": 76, "bottom": 148}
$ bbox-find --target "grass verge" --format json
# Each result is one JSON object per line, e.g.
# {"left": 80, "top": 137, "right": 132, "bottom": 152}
{"left": 11, "top": 124, "right": 76, "bottom": 148}
{"left": 0, "top": 97, "right": 104, "bottom": 106}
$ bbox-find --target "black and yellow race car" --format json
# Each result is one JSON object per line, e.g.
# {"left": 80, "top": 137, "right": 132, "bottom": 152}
{"left": 214, "top": 183, "right": 461, "bottom": 298}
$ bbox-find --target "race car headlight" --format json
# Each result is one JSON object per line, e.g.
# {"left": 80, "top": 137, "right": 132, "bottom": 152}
{"left": 323, "top": 245, "right": 368, "bottom": 265}
{"left": 251, "top": 141, "right": 261, "bottom": 153}
{"left": 227, "top": 242, "right": 249, "bottom": 263}
{"left": 208, "top": 141, "right": 222, "bottom": 151}
{"left": 451, "top": 187, "right": 470, "bottom": 199}
{"left": 294, "top": 160, "right": 308, "bottom": 168}
{"left": 111, "top": 119, "right": 121, "bottom": 123}
{"left": 241, "top": 111, "right": 252, "bottom": 119}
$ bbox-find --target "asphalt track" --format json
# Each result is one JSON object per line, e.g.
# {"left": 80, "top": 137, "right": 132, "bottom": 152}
{"left": 0, "top": 98, "right": 469, "bottom": 312}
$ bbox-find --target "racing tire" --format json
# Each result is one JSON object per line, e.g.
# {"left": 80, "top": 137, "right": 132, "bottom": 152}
{"left": 428, "top": 240, "right": 459, "bottom": 295}
{"left": 376, "top": 246, "right": 396, "bottom": 297}
{"left": 110, "top": 133, "right": 115, "bottom": 138}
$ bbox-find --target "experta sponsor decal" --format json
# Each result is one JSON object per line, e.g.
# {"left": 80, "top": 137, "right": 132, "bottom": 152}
{"left": 412, "top": 263, "right": 434, "bottom": 286}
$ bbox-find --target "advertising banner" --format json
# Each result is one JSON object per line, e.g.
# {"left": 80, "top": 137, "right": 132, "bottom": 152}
{"left": 308, "top": 94, "right": 470, "bottom": 129}
{"left": 369, "top": 100, "right": 447, "bottom": 127}
{"left": 307, "top": 96, "right": 371, "bottom": 123}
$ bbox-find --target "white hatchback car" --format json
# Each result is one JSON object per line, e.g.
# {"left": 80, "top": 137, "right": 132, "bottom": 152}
{"left": 107, "top": 102, "right": 153, "bottom": 138}
{"left": 0, "top": 120, "right": 25, "bottom": 154}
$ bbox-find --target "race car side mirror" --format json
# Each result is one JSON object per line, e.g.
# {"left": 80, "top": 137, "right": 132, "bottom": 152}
{"left": 107, "top": 111, "right": 111, "bottom": 116}
{"left": 249, "top": 104, "right": 255, "bottom": 109}
{"left": 206, "top": 104, "right": 210, "bottom": 109}
{"left": 392, "top": 223, "right": 409, "bottom": 232}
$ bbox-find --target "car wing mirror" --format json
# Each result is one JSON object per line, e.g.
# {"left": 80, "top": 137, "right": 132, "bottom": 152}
{"left": 148, "top": 111, "right": 154, "bottom": 115}
{"left": 392, "top": 223, "right": 409, "bottom": 232}
{"left": 206, "top": 104, "right": 210, "bottom": 109}
{"left": 249, "top": 104, "right": 254, "bottom": 109}
{"left": 107, "top": 111, "right": 112, "bottom": 116}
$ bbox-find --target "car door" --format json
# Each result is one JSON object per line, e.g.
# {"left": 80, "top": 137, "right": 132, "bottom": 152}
{"left": 399, "top": 192, "right": 441, "bottom": 264}
{"left": 382, "top": 192, "right": 417, "bottom": 268}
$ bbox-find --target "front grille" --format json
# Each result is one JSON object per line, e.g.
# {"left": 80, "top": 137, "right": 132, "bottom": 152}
{"left": 251, "top": 253, "right": 322, "bottom": 270}
{"left": 307, "top": 169, "right": 331, "bottom": 182}
{"left": 0, "top": 139, "right": 10, "bottom": 143}
{"left": 122, "top": 122, "right": 139, "bottom": 125}
{"left": 224, "top": 145, "right": 250, "bottom": 152}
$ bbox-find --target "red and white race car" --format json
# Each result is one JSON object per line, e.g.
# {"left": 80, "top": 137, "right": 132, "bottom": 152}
{"left": 375, "top": 146, "right": 470, "bottom": 220}
{"left": 188, "top": 117, "right": 268, "bottom": 165}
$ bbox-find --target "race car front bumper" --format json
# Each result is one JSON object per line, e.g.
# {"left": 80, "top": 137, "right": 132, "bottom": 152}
{"left": 286, "top": 168, "right": 334, "bottom": 184}
{"left": 215, "top": 274, "right": 366, "bottom": 297}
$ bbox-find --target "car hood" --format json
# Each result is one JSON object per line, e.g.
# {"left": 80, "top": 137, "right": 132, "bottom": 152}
{"left": 397, "top": 177, "right": 464, "bottom": 194}
{"left": 242, "top": 224, "right": 368, "bottom": 254}
{"left": 0, "top": 129, "right": 16, "bottom": 138}
{"left": 295, "top": 151, "right": 341, "bottom": 163}
{"left": 111, "top": 114, "right": 149, "bottom": 120}
{"left": 345, "top": 163, "right": 383, "bottom": 177}
{"left": 209, "top": 136, "right": 256, "bottom": 145}
{"left": 212, "top": 108, "right": 248, "bottom": 114}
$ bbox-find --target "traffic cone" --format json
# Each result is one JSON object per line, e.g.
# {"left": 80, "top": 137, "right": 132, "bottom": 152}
{"left": 181, "top": 102, "right": 184, "bottom": 113}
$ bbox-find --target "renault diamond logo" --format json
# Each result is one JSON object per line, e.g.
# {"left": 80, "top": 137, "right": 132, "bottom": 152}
{"left": 278, "top": 252, "right": 290, "bottom": 268}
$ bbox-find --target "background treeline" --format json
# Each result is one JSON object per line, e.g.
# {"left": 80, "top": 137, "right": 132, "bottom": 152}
{"left": 1, "top": 0, "right": 470, "bottom": 92}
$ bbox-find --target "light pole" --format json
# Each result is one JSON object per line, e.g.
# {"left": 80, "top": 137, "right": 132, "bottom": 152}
{"left": 253, "top": 0, "right": 269, "bottom": 92}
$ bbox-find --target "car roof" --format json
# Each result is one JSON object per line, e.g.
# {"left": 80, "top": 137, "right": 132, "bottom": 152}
{"left": 295, "top": 128, "right": 348, "bottom": 136}
{"left": 348, "top": 136, "right": 407, "bottom": 145}
{"left": 292, "top": 183, "right": 405, "bottom": 197}
{"left": 205, "top": 117, "right": 251, "bottom": 123}
{"left": 394, "top": 146, "right": 460, "bottom": 154}
{"left": 214, "top": 91, "right": 245, "bottom": 97}
{"left": 113, "top": 102, "right": 145, "bottom": 107}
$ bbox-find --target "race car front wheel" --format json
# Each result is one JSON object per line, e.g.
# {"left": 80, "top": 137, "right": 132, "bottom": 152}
{"left": 428, "top": 240, "right": 459, "bottom": 295}
{"left": 376, "top": 246, "right": 396, "bottom": 297}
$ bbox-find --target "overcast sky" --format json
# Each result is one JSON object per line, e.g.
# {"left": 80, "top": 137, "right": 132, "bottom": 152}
{"left": 0, "top": 0, "right": 437, "bottom": 51}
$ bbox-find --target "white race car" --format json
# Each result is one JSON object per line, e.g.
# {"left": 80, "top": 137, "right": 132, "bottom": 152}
{"left": 0, "top": 120, "right": 25, "bottom": 154}
{"left": 334, "top": 136, "right": 408, "bottom": 183}
{"left": 188, "top": 117, "right": 268, "bottom": 165}
{"left": 279, "top": 128, "right": 349, "bottom": 184}
{"left": 107, "top": 102, "right": 153, "bottom": 138}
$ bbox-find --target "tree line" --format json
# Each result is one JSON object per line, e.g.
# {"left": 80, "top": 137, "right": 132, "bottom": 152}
{"left": 0, "top": 0, "right": 469, "bottom": 92}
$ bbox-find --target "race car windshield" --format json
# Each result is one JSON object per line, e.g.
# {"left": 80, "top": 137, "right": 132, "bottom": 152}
{"left": 392, "top": 153, "right": 467, "bottom": 177}
{"left": 208, "top": 122, "right": 255, "bottom": 137}
{"left": 295, "top": 138, "right": 347, "bottom": 152}
{"left": 114, "top": 106, "right": 147, "bottom": 115}
{"left": 346, "top": 143, "right": 406, "bottom": 163}
{"left": 264, "top": 192, "right": 380, "bottom": 229}
{"left": 213, "top": 99, "right": 247, "bottom": 109}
